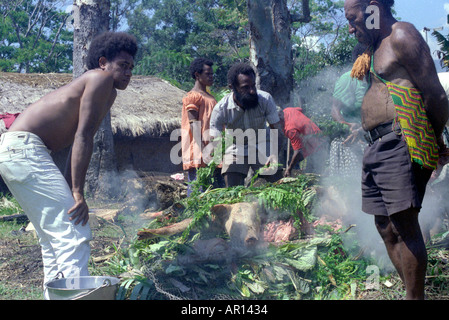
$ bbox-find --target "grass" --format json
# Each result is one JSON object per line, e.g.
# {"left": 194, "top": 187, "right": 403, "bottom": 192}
{"left": 0, "top": 193, "right": 137, "bottom": 300}
{"left": 0, "top": 282, "right": 43, "bottom": 300}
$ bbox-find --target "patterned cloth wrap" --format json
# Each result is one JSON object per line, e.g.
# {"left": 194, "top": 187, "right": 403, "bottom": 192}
{"left": 370, "top": 58, "right": 439, "bottom": 170}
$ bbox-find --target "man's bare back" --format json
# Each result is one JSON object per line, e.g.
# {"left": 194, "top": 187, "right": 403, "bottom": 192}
{"left": 7, "top": 49, "right": 134, "bottom": 226}
{"left": 9, "top": 69, "right": 118, "bottom": 152}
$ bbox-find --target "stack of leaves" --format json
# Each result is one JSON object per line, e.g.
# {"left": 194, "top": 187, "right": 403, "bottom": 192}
{"left": 119, "top": 165, "right": 377, "bottom": 300}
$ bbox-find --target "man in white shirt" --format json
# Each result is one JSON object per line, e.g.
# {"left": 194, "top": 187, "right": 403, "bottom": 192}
{"left": 209, "top": 63, "right": 284, "bottom": 187}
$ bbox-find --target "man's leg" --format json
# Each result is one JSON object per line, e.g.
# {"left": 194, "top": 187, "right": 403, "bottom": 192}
{"left": 221, "top": 153, "right": 248, "bottom": 187}
{"left": 0, "top": 134, "right": 92, "bottom": 283}
{"left": 375, "top": 208, "right": 427, "bottom": 300}
{"left": 223, "top": 172, "right": 246, "bottom": 187}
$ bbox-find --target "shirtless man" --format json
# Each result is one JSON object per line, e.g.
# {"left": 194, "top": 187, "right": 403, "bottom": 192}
{"left": 0, "top": 32, "right": 137, "bottom": 292}
{"left": 344, "top": 0, "right": 448, "bottom": 299}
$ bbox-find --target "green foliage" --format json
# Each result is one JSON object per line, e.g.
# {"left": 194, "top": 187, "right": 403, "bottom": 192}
{"left": 127, "top": 0, "right": 249, "bottom": 91}
{"left": 176, "top": 165, "right": 320, "bottom": 243}
{"left": 0, "top": 0, "right": 357, "bottom": 94}
{"left": 433, "top": 30, "right": 449, "bottom": 71}
{"left": 117, "top": 165, "right": 376, "bottom": 300}
{"left": 0, "top": 0, "right": 73, "bottom": 73}
{"left": 291, "top": 0, "right": 357, "bottom": 81}
{"left": 0, "top": 193, "right": 22, "bottom": 216}
{"left": 127, "top": 0, "right": 355, "bottom": 91}
{"left": 312, "top": 113, "right": 350, "bottom": 140}
{"left": 134, "top": 49, "right": 193, "bottom": 89}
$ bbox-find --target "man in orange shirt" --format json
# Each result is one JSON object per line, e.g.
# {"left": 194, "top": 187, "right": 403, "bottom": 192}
{"left": 281, "top": 107, "right": 324, "bottom": 177}
{"left": 181, "top": 58, "right": 223, "bottom": 195}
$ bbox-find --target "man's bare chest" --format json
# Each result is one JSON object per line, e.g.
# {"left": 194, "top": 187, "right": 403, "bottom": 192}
{"left": 371, "top": 44, "right": 415, "bottom": 88}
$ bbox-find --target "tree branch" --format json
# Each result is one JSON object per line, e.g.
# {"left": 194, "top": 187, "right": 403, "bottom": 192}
{"left": 290, "top": 0, "right": 311, "bottom": 23}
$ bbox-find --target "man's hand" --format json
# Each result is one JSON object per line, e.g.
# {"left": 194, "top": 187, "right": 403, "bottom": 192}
{"left": 68, "top": 191, "right": 89, "bottom": 226}
{"left": 260, "top": 154, "right": 279, "bottom": 175}
{"left": 284, "top": 168, "right": 292, "bottom": 177}
{"left": 344, "top": 127, "right": 363, "bottom": 145}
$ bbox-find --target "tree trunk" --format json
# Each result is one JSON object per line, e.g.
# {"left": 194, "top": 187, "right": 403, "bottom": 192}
{"left": 72, "top": 0, "right": 118, "bottom": 200}
{"left": 72, "top": 0, "right": 110, "bottom": 78}
{"left": 247, "top": 0, "right": 294, "bottom": 107}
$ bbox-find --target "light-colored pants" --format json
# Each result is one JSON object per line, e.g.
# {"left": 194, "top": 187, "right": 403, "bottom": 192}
{"left": 0, "top": 132, "right": 92, "bottom": 285}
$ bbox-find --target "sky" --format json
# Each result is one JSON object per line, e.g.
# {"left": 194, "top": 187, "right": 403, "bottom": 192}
{"left": 394, "top": 0, "right": 449, "bottom": 69}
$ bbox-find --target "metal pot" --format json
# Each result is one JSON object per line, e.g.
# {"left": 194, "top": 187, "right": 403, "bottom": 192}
{"left": 45, "top": 273, "right": 120, "bottom": 300}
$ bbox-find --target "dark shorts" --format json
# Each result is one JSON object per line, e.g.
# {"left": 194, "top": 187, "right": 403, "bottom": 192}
{"left": 361, "top": 131, "right": 432, "bottom": 216}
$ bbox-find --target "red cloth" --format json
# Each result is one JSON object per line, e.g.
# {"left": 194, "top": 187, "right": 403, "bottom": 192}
{"left": 0, "top": 113, "right": 20, "bottom": 129}
{"left": 283, "top": 107, "right": 322, "bottom": 157}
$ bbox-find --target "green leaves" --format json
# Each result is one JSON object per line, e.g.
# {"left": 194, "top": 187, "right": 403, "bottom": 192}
{"left": 127, "top": 0, "right": 249, "bottom": 90}
{"left": 432, "top": 30, "right": 449, "bottom": 70}
{"left": 0, "top": 0, "right": 73, "bottom": 73}
{"left": 292, "top": 0, "right": 357, "bottom": 81}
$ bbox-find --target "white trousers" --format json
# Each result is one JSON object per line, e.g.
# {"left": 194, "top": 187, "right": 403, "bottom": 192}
{"left": 0, "top": 132, "right": 92, "bottom": 285}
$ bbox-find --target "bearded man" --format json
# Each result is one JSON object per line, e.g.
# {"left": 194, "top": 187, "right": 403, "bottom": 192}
{"left": 344, "top": 0, "right": 448, "bottom": 299}
{"left": 208, "top": 63, "right": 284, "bottom": 187}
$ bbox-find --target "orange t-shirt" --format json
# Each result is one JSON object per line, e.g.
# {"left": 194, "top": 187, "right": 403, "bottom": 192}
{"left": 181, "top": 91, "right": 217, "bottom": 170}
{"left": 283, "top": 107, "right": 322, "bottom": 158}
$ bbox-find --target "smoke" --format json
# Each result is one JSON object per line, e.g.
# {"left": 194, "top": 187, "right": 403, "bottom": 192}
{"left": 95, "top": 168, "right": 159, "bottom": 220}
{"left": 292, "top": 64, "right": 395, "bottom": 272}
{"left": 314, "top": 174, "right": 395, "bottom": 273}
{"left": 420, "top": 166, "right": 449, "bottom": 240}
{"left": 292, "top": 64, "right": 349, "bottom": 119}
{"left": 295, "top": 63, "right": 449, "bottom": 274}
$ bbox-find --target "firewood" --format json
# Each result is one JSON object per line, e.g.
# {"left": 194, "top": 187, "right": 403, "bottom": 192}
{"left": 0, "top": 213, "right": 28, "bottom": 222}
{"left": 139, "top": 210, "right": 164, "bottom": 220}
{"left": 137, "top": 218, "right": 193, "bottom": 240}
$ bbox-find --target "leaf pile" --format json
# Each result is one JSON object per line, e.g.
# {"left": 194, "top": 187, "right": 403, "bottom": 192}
{"left": 117, "top": 165, "right": 376, "bottom": 300}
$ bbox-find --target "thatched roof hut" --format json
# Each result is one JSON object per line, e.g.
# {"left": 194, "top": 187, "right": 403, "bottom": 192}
{"left": 0, "top": 72, "right": 187, "bottom": 173}
{"left": 0, "top": 72, "right": 186, "bottom": 138}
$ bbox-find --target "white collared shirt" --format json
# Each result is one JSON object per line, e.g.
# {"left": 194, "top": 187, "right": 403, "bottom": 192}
{"left": 209, "top": 90, "right": 280, "bottom": 157}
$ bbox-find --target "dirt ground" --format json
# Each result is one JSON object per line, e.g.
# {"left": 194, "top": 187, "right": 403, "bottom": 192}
{"left": 0, "top": 235, "right": 44, "bottom": 295}
{"left": 1, "top": 171, "right": 449, "bottom": 300}
{"left": 0, "top": 227, "right": 124, "bottom": 299}
{"left": 0, "top": 171, "right": 185, "bottom": 300}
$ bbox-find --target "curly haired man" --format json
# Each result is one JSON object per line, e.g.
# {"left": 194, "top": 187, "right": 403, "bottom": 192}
{"left": 0, "top": 32, "right": 137, "bottom": 294}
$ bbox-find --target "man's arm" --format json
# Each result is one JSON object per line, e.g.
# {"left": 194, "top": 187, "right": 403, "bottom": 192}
{"left": 332, "top": 100, "right": 364, "bottom": 144}
{"left": 285, "top": 149, "right": 304, "bottom": 177}
{"left": 392, "top": 23, "right": 449, "bottom": 140}
{"left": 64, "top": 146, "right": 73, "bottom": 188}
{"left": 331, "top": 98, "right": 361, "bottom": 131}
{"left": 204, "top": 102, "right": 225, "bottom": 165}
{"left": 68, "top": 73, "right": 116, "bottom": 226}
{"left": 269, "top": 121, "right": 286, "bottom": 142}
{"left": 266, "top": 121, "right": 285, "bottom": 170}
{"left": 187, "top": 109, "right": 204, "bottom": 152}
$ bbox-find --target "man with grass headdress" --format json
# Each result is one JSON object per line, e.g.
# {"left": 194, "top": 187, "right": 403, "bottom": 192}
{"left": 344, "top": 0, "right": 448, "bottom": 299}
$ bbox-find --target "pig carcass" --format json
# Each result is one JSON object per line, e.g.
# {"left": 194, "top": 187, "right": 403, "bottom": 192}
{"left": 210, "top": 202, "right": 262, "bottom": 248}
{"left": 263, "top": 217, "right": 297, "bottom": 243}
{"left": 138, "top": 202, "right": 263, "bottom": 247}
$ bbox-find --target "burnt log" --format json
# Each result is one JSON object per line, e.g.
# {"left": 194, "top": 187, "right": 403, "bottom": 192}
{"left": 137, "top": 218, "right": 193, "bottom": 240}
